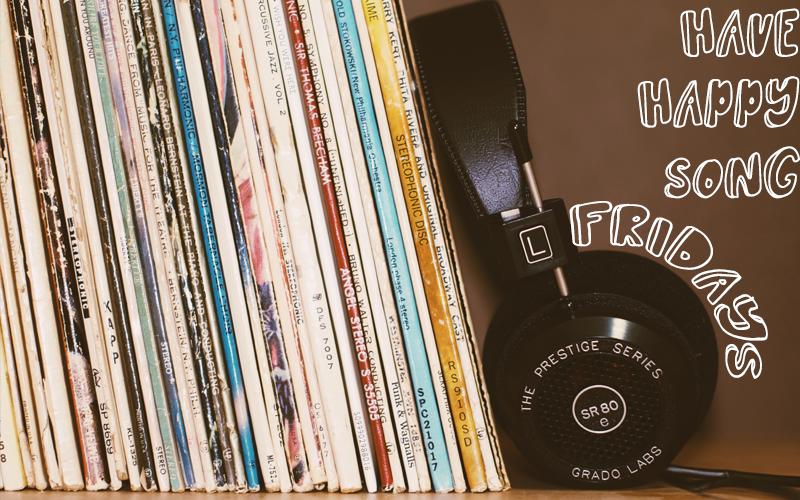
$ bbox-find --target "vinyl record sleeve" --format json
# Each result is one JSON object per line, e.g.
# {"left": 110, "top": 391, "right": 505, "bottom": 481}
{"left": 0, "top": 102, "right": 40, "bottom": 489}
{"left": 214, "top": 0, "right": 319, "bottom": 490}
{"left": 0, "top": 2, "right": 73, "bottom": 488}
{"left": 239, "top": 0, "right": 363, "bottom": 491}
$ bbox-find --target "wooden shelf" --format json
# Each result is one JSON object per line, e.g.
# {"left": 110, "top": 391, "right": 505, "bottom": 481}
{"left": 3, "top": 430, "right": 798, "bottom": 498}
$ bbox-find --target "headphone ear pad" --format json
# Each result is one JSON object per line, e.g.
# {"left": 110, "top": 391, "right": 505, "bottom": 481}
{"left": 483, "top": 251, "right": 718, "bottom": 485}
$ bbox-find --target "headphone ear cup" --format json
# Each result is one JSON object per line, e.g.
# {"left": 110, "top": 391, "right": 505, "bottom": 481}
{"left": 483, "top": 250, "right": 718, "bottom": 487}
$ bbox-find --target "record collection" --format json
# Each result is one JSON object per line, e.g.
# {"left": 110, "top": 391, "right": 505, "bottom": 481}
{"left": 0, "top": 0, "right": 509, "bottom": 492}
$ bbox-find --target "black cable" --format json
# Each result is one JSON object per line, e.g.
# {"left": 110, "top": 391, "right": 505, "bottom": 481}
{"left": 661, "top": 465, "right": 800, "bottom": 491}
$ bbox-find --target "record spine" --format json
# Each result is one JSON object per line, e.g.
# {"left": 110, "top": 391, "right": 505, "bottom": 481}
{"left": 269, "top": 0, "right": 381, "bottom": 489}
{"left": 135, "top": 0, "right": 234, "bottom": 488}
{"left": 158, "top": 0, "right": 267, "bottom": 487}
{"left": 74, "top": 0, "right": 171, "bottom": 489}
{"left": 239, "top": 0, "right": 363, "bottom": 490}
{"left": 43, "top": 0, "right": 134, "bottom": 486}
{"left": 213, "top": 0, "right": 321, "bottom": 490}
{"left": 316, "top": 0, "right": 431, "bottom": 491}
{"left": 0, "top": 103, "right": 41, "bottom": 489}
{"left": 56, "top": 0, "right": 159, "bottom": 488}
{"left": 283, "top": 0, "right": 394, "bottom": 490}
{"left": 14, "top": 0, "right": 112, "bottom": 486}
{"left": 110, "top": 0, "right": 211, "bottom": 488}
{"left": 0, "top": 2, "right": 73, "bottom": 487}
{"left": 384, "top": 0, "right": 503, "bottom": 489}
{"left": 182, "top": 0, "right": 290, "bottom": 491}
{"left": 293, "top": 0, "right": 408, "bottom": 490}
{"left": 99, "top": 0, "right": 197, "bottom": 487}
{"left": 331, "top": 0, "right": 456, "bottom": 491}
{"left": 359, "top": 0, "right": 488, "bottom": 490}
{"left": 82, "top": 0, "right": 183, "bottom": 488}
{"left": 0, "top": 287, "right": 27, "bottom": 491}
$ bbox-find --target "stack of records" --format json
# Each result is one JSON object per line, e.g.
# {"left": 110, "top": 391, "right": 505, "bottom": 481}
{"left": 0, "top": 0, "right": 509, "bottom": 492}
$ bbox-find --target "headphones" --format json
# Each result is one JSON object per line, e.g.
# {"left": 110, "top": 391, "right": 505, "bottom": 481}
{"left": 410, "top": 1, "right": 798, "bottom": 490}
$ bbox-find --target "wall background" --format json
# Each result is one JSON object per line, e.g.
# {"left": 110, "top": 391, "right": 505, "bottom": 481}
{"left": 403, "top": 0, "right": 800, "bottom": 477}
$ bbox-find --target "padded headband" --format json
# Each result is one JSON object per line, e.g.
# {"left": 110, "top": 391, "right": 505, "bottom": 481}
{"left": 411, "top": 0, "right": 529, "bottom": 219}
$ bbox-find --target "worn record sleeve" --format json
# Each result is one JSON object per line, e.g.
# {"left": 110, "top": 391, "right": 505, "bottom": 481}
{"left": 0, "top": 3, "right": 70, "bottom": 488}
{"left": 215, "top": 0, "right": 325, "bottom": 491}
{"left": 317, "top": 0, "right": 432, "bottom": 491}
{"left": 386, "top": 0, "right": 505, "bottom": 490}
{"left": 293, "top": 0, "right": 410, "bottom": 490}
{"left": 269, "top": 0, "right": 383, "bottom": 490}
{"left": 239, "top": 0, "right": 363, "bottom": 491}
{"left": 56, "top": 0, "right": 158, "bottom": 489}
{"left": 282, "top": 0, "right": 398, "bottom": 491}
{"left": 44, "top": 0, "right": 137, "bottom": 486}
{"left": 338, "top": 0, "right": 461, "bottom": 491}
{"left": 0, "top": 103, "right": 38, "bottom": 489}
{"left": 133, "top": 0, "right": 234, "bottom": 488}
{"left": 400, "top": 1, "right": 511, "bottom": 489}
{"left": 201, "top": 0, "right": 308, "bottom": 491}
{"left": 13, "top": 0, "right": 112, "bottom": 486}
{"left": 0, "top": 283, "right": 27, "bottom": 491}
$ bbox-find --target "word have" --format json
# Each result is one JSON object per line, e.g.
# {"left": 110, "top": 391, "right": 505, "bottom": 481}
{"left": 681, "top": 8, "right": 798, "bottom": 58}
{"left": 664, "top": 146, "right": 798, "bottom": 199}
{"left": 637, "top": 77, "right": 798, "bottom": 128}
{"left": 570, "top": 202, "right": 766, "bottom": 379}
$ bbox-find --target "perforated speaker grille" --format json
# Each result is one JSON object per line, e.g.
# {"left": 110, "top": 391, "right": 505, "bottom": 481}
{"left": 534, "top": 353, "right": 662, "bottom": 468}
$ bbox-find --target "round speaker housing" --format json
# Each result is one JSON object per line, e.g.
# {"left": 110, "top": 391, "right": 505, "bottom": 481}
{"left": 484, "top": 251, "right": 718, "bottom": 488}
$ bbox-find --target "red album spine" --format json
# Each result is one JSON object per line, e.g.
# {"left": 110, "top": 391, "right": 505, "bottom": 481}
{"left": 282, "top": 0, "right": 393, "bottom": 490}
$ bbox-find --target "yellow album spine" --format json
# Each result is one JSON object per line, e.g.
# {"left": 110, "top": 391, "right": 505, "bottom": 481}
{"left": 359, "top": 0, "right": 488, "bottom": 491}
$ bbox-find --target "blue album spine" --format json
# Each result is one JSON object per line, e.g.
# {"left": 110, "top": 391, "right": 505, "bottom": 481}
{"left": 87, "top": 0, "right": 184, "bottom": 489}
{"left": 157, "top": 0, "right": 260, "bottom": 488}
{"left": 95, "top": 0, "right": 195, "bottom": 488}
{"left": 331, "top": 0, "right": 453, "bottom": 490}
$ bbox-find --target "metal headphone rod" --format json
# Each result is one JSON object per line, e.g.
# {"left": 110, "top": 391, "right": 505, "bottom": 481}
{"left": 511, "top": 122, "right": 570, "bottom": 297}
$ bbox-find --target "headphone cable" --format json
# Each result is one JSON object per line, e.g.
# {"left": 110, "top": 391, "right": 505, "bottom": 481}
{"left": 661, "top": 465, "right": 800, "bottom": 491}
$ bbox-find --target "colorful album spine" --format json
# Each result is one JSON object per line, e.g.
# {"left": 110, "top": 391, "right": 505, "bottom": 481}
{"left": 109, "top": 0, "right": 212, "bottom": 488}
{"left": 399, "top": 0, "right": 509, "bottom": 487}
{"left": 239, "top": 0, "right": 363, "bottom": 490}
{"left": 74, "top": 0, "right": 170, "bottom": 489}
{"left": 191, "top": 0, "right": 296, "bottom": 491}
{"left": 12, "top": 0, "right": 114, "bottom": 487}
{"left": 385, "top": 0, "right": 505, "bottom": 489}
{"left": 268, "top": 0, "right": 383, "bottom": 490}
{"left": 316, "top": 0, "right": 431, "bottom": 491}
{"left": 221, "top": 3, "right": 312, "bottom": 490}
{"left": 80, "top": 0, "right": 184, "bottom": 489}
{"left": 182, "top": 0, "right": 289, "bottom": 491}
{"left": 0, "top": 104, "right": 39, "bottom": 489}
{"left": 259, "top": 0, "right": 370, "bottom": 487}
{"left": 132, "top": 0, "right": 233, "bottom": 489}
{"left": 359, "top": 0, "right": 489, "bottom": 490}
{"left": 282, "top": 0, "right": 396, "bottom": 490}
{"left": 202, "top": 0, "right": 302, "bottom": 490}
{"left": 0, "top": 3, "right": 73, "bottom": 488}
{"left": 39, "top": 0, "right": 118, "bottom": 486}
{"left": 56, "top": 0, "right": 159, "bottom": 488}
{"left": 310, "top": 1, "right": 429, "bottom": 490}
{"left": 159, "top": 0, "right": 272, "bottom": 488}
{"left": 150, "top": 0, "right": 246, "bottom": 489}
{"left": 293, "top": 0, "right": 410, "bottom": 490}
{"left": 348, "top": 4, "right": 468, "bottom": 491}
{"left": 212, "top": 0, "right": 325, "bottom": 490}
{"left": 100, "top": 0, "right": 197, "bottom": 488}
{"left": 0, "top": 285, "right": 27, "bottom": 491}
{"left": 331, "top": 0, "right": 456, "bottom": 492}
{"left": 44, "top": 0, "right": 134, "bottom": 487}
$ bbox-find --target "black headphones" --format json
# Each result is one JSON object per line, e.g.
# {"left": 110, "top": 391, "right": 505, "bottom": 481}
{"left": 410, "top": 1, "right": 799, "bottom": 490}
